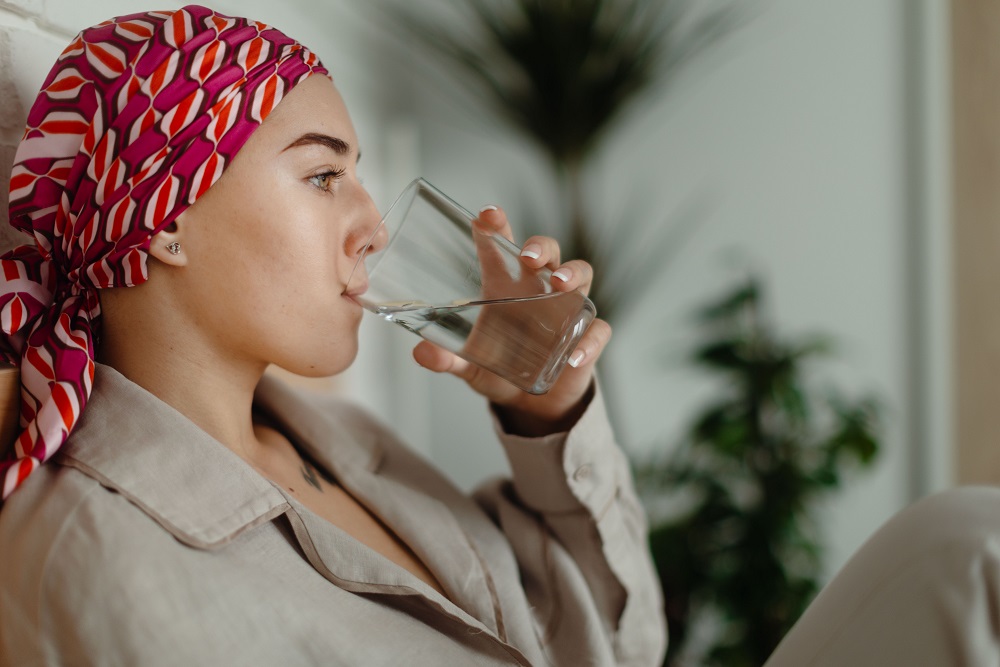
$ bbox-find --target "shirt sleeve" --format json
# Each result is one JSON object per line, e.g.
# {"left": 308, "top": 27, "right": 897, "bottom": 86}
{"left": 473, "top": 382, "right": 668, "bottom": 667}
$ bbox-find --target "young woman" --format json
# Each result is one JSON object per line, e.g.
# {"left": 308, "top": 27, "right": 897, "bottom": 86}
{"left": 0, "top": 5, "right": 665, "bottom": 665}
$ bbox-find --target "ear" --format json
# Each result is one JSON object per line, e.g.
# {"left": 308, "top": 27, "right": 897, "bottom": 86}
{"left": 148, "top": 214, "right": 189, "bottom": 267}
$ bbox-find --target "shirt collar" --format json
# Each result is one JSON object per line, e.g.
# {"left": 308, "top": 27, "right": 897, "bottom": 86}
{"left": 56, "top": 363, "right": 379, "bottom": 549}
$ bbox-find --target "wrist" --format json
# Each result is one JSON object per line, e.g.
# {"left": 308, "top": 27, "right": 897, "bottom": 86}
{"left": 493, "top": 381, "right": 596, "bottom": 438}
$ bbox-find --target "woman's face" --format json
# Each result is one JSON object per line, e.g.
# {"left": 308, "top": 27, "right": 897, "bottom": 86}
{"left": 167, "top": 75, "right": 384, "bottom": 377}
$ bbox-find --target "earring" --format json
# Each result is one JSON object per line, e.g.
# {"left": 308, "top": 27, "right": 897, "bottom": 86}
{"left": 166, "top": 242, "right": 181, "bottom": 255}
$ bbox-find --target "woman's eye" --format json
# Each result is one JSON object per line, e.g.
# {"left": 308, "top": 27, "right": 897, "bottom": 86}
{"left": 309, "top": 169, "right": 345, "bottom": 192}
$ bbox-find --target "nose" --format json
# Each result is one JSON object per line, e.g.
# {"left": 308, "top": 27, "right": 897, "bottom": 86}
{"left": 347, "top": 189, "right": 388, "bottom": 260}
{"left": 363, "top": 218, "right": 390, "bottom": 258}
{"left": 345, "top": 187, "right": 388, "bottom": 295}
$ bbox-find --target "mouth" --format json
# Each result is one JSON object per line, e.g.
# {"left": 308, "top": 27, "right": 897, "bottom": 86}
{"left": 343, "top": 282, "right": 368, "bottom": 307}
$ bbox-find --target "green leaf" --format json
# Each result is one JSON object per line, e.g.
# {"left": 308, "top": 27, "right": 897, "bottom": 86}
{"left": 696, "top": 339, "right": 748, "bottom": 370}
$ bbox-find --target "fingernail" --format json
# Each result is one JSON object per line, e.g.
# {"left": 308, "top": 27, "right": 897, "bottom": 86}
{"left": 568, "top": 350, "right": 586, "bottom": 368}
{"left": 552, "top": 269, "right": 571, "bottom": 282}
{"left": 479, "top": 205, "right": 498, "bottom": 214}
{"left": 520, "top": 243, "right": 541, "bottom": 260}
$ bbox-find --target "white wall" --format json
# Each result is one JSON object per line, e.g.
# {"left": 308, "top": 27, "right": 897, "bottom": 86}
{"left": 0, "top": 0, "right": 952, "bottom": 582}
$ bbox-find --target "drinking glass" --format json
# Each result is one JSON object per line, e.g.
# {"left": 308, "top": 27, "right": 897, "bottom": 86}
{"left": 347, "top": 178, "right": 596, "bottom": 395}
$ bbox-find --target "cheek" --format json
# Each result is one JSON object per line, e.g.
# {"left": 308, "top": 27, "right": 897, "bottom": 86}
{"left": 184, "top": 179, "right": 354, "bottom": 341}
{"left": 227, "top": 193, "right": 343, "bottom": 287}
{"left": 244, "top": 238, "right": 351, "bottom": 333}
{"left": 181, "top": 238, "right": 361, "bottom": 375}
{"left": 260, "top": 280, "right": 363, "bottom": 376}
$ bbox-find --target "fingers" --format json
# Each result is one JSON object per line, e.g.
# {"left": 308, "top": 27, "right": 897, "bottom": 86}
{"left": 518, "top": 235, "right": 594, "bottom": 295}
{"left": 476, "top": 205, "right": 515, "bottom": 243}
{"left": 566, "top": 318, "right": 612, "bottom": 370}
{"left": 548, "top": 259, "right": 593, "bottom": 296}
{"left": 518, "top": 235, "right": 561, "bottom": 269}
{"left": 478, "top": 206, "right": 594, "bottom": 296}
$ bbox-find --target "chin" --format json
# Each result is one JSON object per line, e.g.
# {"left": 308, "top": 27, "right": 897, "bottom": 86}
{"left": 280, "top": 344, "right": 358, "bottom": 379}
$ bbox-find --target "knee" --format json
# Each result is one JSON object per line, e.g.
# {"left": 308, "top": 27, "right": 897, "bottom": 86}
{"left": 767, "top": 487, "right": 1000, "bottom": 667}
{"left": 862, "top": 486, "right": 1000, "bottom": 561}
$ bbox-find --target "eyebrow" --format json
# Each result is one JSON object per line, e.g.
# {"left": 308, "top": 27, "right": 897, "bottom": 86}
{"left": 283, "top": 132, "right": 361, "bottom": 163}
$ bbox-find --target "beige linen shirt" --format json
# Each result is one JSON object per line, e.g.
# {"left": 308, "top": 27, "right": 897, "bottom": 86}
{"left": 0, "top": 365, "right": 666, "bottom": 666}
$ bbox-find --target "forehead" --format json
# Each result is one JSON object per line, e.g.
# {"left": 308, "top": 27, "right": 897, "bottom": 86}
{"left": 252, "top": 75, "right": 358, "bottom": 154}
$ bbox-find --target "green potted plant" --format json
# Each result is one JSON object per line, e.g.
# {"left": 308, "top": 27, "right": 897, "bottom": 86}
{"left": 637, "top": 277, "right": 881, "bottom": 666}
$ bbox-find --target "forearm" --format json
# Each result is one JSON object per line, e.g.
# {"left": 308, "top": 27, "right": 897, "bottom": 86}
{"left": 486, "top": 382, "right": 668, "bottom": 664}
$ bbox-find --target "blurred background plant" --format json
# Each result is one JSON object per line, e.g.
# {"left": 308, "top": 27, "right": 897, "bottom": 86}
{"left": 384, "top": 0, "right": 740, "bottom": 323}
{"left": 637, "top": 277, "right": 881, "bottom": 666}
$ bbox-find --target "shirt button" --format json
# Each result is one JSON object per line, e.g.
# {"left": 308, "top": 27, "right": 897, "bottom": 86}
{"left": 573, "top": 464, "right": 593, "bottom": 482}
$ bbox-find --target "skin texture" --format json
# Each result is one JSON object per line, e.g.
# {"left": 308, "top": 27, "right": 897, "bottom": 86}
{"left": 97, "top": 74, "right": 613, "bottom": 470}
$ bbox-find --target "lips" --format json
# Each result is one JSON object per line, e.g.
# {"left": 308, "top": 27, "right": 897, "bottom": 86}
{"left": 343, "top": 281, "right": 368, "bottom": 307}
{"left": 343, "top": 281, "right": 368, "bottom": 298}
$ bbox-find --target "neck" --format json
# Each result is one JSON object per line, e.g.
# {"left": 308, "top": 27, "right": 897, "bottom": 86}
{"left": 96, "top": 288, "right": 270, "bottom": 464}
{"left": 104, "top": 348, "right": 266, "bottom": 458}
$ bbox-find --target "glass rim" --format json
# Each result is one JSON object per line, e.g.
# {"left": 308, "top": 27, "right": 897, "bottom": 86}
{"left": 348, "top": 177, "right": 479, "bottom": 286}
{"left": 347, "top": 177, "right": 424, "bottom": 288}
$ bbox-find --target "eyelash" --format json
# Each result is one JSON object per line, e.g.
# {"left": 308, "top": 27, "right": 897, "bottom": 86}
{"left": 308, "top": 168, "right": 346, "bottom": 193}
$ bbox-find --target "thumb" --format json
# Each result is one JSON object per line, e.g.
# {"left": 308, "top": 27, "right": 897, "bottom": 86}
{"left": 412, "top": 340, "right": 476, "bottom": 380}
{"left": 412, "top": 340, "right": 516, "bottom": 403}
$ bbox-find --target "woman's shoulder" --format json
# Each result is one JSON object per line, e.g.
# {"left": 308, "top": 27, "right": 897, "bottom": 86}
{"left": 0, "top": 458, "right": 291, "bottom": 665}
{"left": 0, "top": 461, "right": 170, "bottom": 584}
{"left": 0, "top": 460, "right": 183, "bottom": 659}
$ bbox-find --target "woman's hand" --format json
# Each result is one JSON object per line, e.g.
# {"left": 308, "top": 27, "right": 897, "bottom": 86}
{"left": 412, "top": 205, "right": 612, "bottom": 437}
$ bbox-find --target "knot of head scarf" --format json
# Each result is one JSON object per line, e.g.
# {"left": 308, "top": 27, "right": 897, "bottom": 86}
{"left": 0, "top": 5, "right": 329, "bottom": 500}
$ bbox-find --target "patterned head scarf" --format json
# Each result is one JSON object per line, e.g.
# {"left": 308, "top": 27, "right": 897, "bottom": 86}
{"left": 0, "top": 5, "right": 329, "bottom": 500}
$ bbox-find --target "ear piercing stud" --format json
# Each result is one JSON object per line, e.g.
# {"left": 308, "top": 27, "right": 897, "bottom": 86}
{"left": 166, "top": 242, "right": 181, "bottom": 255}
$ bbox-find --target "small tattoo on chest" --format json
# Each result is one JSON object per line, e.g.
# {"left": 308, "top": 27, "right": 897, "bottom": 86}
{"left": 300, "top": 461, "right": 323, "bottom": 492}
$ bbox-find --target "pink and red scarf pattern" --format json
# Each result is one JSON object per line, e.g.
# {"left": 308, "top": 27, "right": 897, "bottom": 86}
{"left": 0, "top": 5, "right": 328, "bottom": 499}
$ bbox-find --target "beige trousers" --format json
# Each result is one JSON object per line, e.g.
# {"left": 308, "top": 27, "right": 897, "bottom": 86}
{"left": 765, "top": 487, "right": 1000, "bottom": 666}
